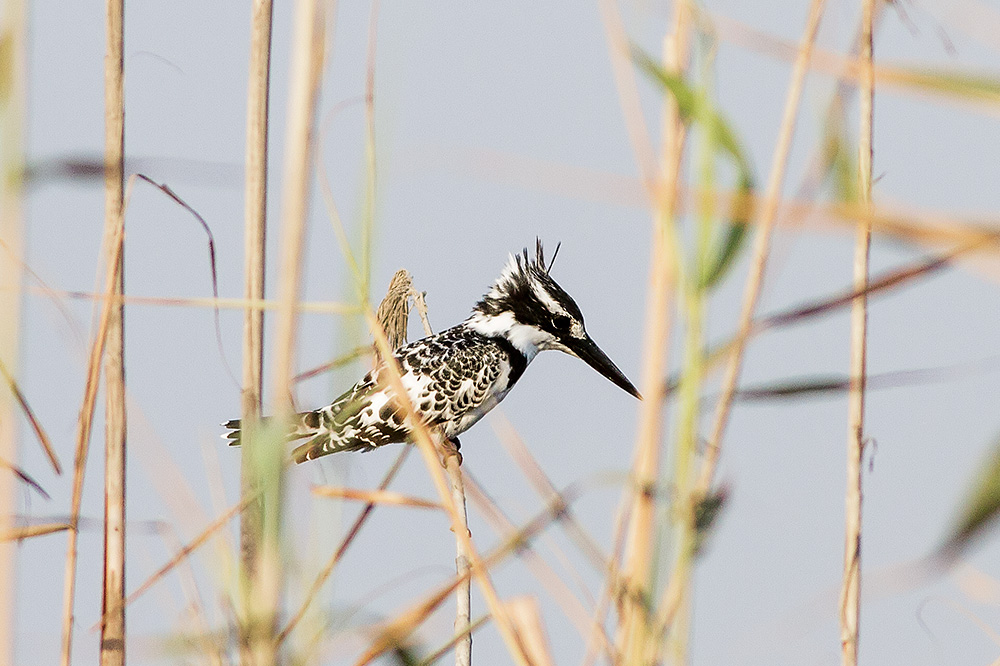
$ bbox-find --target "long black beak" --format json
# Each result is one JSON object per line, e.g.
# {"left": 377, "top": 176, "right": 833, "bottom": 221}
{"left": 566, "top": 335, "right": 642, "bottom": 400}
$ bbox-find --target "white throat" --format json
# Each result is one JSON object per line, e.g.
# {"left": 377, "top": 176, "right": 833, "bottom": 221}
{"left": 466, "top": 311, "right": 553, "bottom": 361}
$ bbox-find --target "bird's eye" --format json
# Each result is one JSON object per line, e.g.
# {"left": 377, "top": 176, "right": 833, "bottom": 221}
{"left": 551, "top": 315, "right": 571, "bottom": 331}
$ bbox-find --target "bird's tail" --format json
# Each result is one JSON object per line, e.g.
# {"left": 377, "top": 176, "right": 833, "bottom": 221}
{"left": 222, "top": 411, "right": 323, "bottom": 447}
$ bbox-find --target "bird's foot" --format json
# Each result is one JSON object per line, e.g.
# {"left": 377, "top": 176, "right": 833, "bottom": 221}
{"left": 440, "top": 436, "right": 463, "bottom": 467}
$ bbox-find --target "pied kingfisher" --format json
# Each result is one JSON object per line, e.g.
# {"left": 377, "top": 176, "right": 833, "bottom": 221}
{"left": 224, "top": 241, "right": 640, "bottom": 462}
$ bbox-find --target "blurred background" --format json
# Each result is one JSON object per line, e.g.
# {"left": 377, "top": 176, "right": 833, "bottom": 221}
{"left": 7, "top": 0, "right": 1000, "bottom": 663}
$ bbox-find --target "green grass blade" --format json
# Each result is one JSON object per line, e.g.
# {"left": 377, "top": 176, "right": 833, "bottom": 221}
{"left": 633, "top": 47, "right": 755, "bottom": 290}
{"left": 943, "top": 434, "right": 1000, "bottom": 555}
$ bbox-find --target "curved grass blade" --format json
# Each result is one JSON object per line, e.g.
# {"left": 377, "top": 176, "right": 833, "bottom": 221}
{"left": 942, "top": 434, "right": 1000, "bottom": 557}
{"left": 632, "top": 47, "right": 756, "bottom": 289}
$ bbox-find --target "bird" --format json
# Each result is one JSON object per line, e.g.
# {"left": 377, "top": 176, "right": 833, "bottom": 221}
{"left": 224, "top": 240, "right": 640, "bottom": 463}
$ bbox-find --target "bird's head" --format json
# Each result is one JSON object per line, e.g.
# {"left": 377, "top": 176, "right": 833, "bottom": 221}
{"left": 467, "top": 240, "right": 641, "bottom": 399}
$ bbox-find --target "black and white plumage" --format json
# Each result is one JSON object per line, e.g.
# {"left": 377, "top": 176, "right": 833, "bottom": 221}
{"left": 224, "top": 241, "right": 640, "bottom": 463}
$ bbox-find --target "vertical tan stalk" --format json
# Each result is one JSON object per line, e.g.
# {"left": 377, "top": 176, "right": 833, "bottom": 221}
{"left": 257, "top": 0, "right": 328, "bottom": 661}
{"left": 401, "top": 290, "right": 473, "bottom": 666}
{"left": 273, "top": 0, "right": 326, "bottom": 409}
{"left": 696, "top": 0, "right": 828, "bottom": 495}
{"left": 366, "top": 318, "right": 530, "bottom": 665}
{"left": 0, "top": 0, "right": 27, "bottom": 661}
{"left": 616, "top": 4, "right": 688, "bottom": 662}
{"left": 61, "top": 197, "right": 126, "bottom": 666}
{"left": 100, "top": 0, "right": 127, "bottom": 664}
{"left": 841, "top": 1, "right": 875, "bottom": 663}
{"left": 239, "top": 0, "right": 273, "bottom": 583}
{"left": 448, "top": 455, "right": 473, "bottom": 666}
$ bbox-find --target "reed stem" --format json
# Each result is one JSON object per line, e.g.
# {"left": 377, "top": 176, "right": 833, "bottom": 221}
{"left": 99, "top": 0, "right": 127, "bottom": 663}
{"left": 840, "top": 0, "right": 875, "bottom": 662}
{"left": 0, "top": 0, "right": 27, "bottom": 661}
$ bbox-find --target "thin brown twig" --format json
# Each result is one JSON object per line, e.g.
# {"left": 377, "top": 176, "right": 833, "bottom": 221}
{"left": 354, "top": 483, "right": 585, "bottom": 665}
{"left": 462, "top": 471, "right": 618, "bottom": 663}
{"left": 277, "top": 448, "right": 411, "bottom": 646}
{"left": 246, "top": 0, "right": 329, "bottom": 660}
{"left": 663, "top": 237, "right": 997, "bottom": 401}
{"left": 1, "top": 523, "right": 71, "bottom": 542}
{"left": 582, "top": 498, "right": 632, "bottom": 666}
{"left": 312, "top": 485, "right": 442, "bottom": 510}
{"left": 490, "top": 414, "right": 616, "bottom": 591}
{"left": 396, "top": 269, "right": 474, "bottom": 666}
{"left": 0, "top": 357, "right": 61, "bottom": 475}
{"left": 0, "top": 456, "right": 50, "bottom": 499}
{"left": 45, "top": 290, "right": 356, "bottom": 315}
{"left": 840, "top": 1, "right": 875, "bottom": 663}
{"left": 59, "top": 173, "right": 129, "bottom": 666}
{"left": 292, "top": 346, "right": 370, "bottom": 383}
{"left": 92, "top": 495, "right": 254, "bottom": 633}
{"left": 132, "top": 174, "right": 235, "bottom": 384}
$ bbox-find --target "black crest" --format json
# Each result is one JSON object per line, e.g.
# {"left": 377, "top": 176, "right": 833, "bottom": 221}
{"left": 473, "top": 239, "right": 582, "bottom": 327}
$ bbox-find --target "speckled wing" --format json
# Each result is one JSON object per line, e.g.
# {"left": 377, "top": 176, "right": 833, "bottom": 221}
{"left": 225, "top": 325, "right": 514, "bottom": 463}
{"left": 291, "top": 373, "right": 410, "bottom": 462}
{"left": 297, "top": 327, "right": 510, "bottom": 461}
{"left": 222, "top": 375, "right": 408, "bottom": 461}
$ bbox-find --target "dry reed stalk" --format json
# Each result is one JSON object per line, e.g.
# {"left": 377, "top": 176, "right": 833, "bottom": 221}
{"left": 695, "top": 0, "right": 828, "bottom": 499}
{"left": 376, "top": 272, "right": 476, "bottom": 666}
{"left": 1, "top": 523, "right": 71, "bottom": 542}
{"left": 616, "top": 4, "right": 689, "bottom": 660}
{"left": 417, "top": 615, "right": 490, "bottom": 666}
{"left": 356, "top": 483, "right": 584, "bottom": 665}
{"left": 386, "top": 277, "right": 475, "bottom": 666}
{"left": 100, "top": 0, "right": 127, "bottom": 662}
{"left": 596, "top": 0, "right": 658, "bottom": 191}
{"left": 242, "top": 0, "right": 272, "bottom": 423}
{"left": 272, "top": 0, "right": 326, "bottom": 421}
{"left": 461, "top": 472, "right": 618, "bottom": 662}
{"left": 374, "top": 278, "right": 474, "bottom": 666}
{"left": 238, "top": 1, "right": 272, "bottom": 656}
{"left": 791, "top": 0, "right": 890, "bottom": 203}
{"left": 503, "top": 597, "right": 554, "bottom": 666}
{"left": 248, "top": 0, "right": 328, "bottom": 660}
{"left": 708, "top": 11, "right": 1000, "bottom": 115}
{"left": 366, "top": 315, "right": 531, "bottom": 665}
{"left": 52, "top": 291, "right": 356, "bottom": 315}
{"left": 644, "top": 0, "right": 830, "bottom": 655}
{"left": 60, "top": 187, "right": 127, "bottom": 666}
{"left": 277, "top": 273, "right": 415, "bottom": 647}
{"left": 0, "top": 0, "right": 26, "bottom": 660}
{"left": 277, "top": 448, "right": 410, "bottom": 646}
{"left": 0, "top": 456, "right": 48, "bottom": 499}
{"left": 117, "top": 495, "right": 254, "bottom": 615}
{"left": 840, "top": 1, "right": 875, "bottom": 663}
{"left": 312, "top": 486, "right": 442, "bottom": 510}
